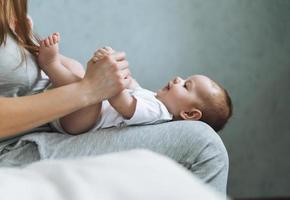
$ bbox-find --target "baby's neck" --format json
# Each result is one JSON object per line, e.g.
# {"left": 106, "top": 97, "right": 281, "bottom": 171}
{"left": 154, "top": 94, "right": 178, "bottom": 118}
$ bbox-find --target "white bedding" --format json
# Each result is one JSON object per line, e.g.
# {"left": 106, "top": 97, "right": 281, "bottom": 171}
{"left": 0, "top": 150, "right": 225, "bottom": 200}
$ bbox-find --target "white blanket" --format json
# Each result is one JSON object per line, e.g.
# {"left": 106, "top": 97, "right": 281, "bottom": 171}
{"left": 0, "top": 150, "right": 225, "bottom": 200}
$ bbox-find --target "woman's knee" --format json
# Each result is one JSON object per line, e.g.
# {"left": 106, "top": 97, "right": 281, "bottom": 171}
{"left": 176, "top": 121, "right": 229, "bottom": 190}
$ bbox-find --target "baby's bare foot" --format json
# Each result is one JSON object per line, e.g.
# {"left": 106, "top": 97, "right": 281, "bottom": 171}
{"left": 38, "top": 32, "right": 61, "bottom": 70}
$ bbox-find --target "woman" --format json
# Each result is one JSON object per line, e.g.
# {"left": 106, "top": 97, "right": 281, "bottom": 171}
{"left": 0, "top": 0, "right": 131, "bottom": 137}
{"left": 0, "top": 0, "right": 229, "bottom": 194}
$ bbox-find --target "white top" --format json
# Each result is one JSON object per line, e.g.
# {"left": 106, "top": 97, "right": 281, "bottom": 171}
{"left": 51, "top": 87, "right": 173, "bottom": 133}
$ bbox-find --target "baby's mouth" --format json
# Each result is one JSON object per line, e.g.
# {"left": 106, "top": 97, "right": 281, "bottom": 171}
{"left": 162, "top": 83, "right": 170, "bottom": 91}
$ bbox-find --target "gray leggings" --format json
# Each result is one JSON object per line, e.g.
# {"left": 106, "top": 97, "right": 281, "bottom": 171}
{"left": 0, "top": 121, "right": 229, "bottom": 193}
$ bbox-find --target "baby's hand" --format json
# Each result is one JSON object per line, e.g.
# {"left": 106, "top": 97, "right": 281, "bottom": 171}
{"left": 92, "top": 46, "right": 115, "bottom": 62}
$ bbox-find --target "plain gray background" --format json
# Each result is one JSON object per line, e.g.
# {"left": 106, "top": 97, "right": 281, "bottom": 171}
{"left": 29, "top": 0, "right": 290, "bottom": 198}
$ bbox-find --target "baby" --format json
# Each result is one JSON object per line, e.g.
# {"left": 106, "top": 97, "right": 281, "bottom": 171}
{"left": 38, "top": 33, "right": 232, "bottom": 134}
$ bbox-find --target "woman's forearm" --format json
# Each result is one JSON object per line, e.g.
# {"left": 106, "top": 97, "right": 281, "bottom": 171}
{"left": 0, "top": 81, "right": 98, "bottom": 139}
{"left": 49, "top": 55, "right": 101, "bottom": 135}
{"left": 0, "top": 51, "right": 131, "bottom": 139}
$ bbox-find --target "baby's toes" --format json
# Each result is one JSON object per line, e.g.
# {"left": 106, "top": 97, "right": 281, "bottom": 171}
{"left": 39, "top": 40, "right": 46, "bottom": 48}
{"left": 53, "top": 32, "right": 60, "bottom": 38}
{"left": 44, "top": 38, "right": 50, "bottom": 47}
{"left": 48, "top": 36, "right": 54, "bottom": 45}
{"left": 52, "top": 34, "right": 58, "bottom": 44}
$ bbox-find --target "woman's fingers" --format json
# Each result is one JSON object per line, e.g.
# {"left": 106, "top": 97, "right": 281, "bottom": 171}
{"left": 117, "top": 60, "right": 131, "bottom": 88}
{"left": 93, "top": 48, "right": 110, "bottom": 61}
{"left": 84, "top": 50, "right": 132, "bottom": 101}
{"left": 117, "top": 60, "right": 129, "bottom": 70}
{"left": 103, "top": 46, "right": 114, "bottom": 54}
{"left": 119, "top": 67, "right": 131, "bottom": 80}
{"left": 97, "top": 48, "right": 108, "bottom": 55}
{"left": 91, "top": 51, "right": 127, "bottom": 63}
{"left": 122, "top": 74, "right": 133, "bottom": 88}
{"left": 112, "top": 52, "right": 126, "bottom": 61}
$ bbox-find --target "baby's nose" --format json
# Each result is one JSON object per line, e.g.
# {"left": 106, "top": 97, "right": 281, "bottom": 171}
{"left": 173, "top": 77, "right": 182, "bottom": 84}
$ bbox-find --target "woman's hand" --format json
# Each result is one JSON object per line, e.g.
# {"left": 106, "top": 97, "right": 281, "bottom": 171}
{"left": 93, "top": 47, "right": 138, "bottom": 90}
{"left": 81, "top": 51, "right": 131, "bottom": 104}
{"left": 93, "top": 46, "right": 115, "bottom": 61}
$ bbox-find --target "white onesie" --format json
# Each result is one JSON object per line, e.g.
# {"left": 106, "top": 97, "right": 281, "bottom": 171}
{"left": 51, "top": 87, "right": 173, "bottom": 134}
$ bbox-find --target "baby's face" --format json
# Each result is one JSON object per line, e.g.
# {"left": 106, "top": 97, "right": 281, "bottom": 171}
{"left": 156, "top": 75, "right": 221, "bottom": 117}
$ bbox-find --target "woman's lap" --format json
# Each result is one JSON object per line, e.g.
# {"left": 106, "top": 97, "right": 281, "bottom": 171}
{"left": 0, "top": 121, "right": 228, "bottom": 193}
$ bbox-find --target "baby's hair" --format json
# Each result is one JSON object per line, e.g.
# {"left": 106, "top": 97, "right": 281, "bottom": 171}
{"left": 199, "top": 83, "right": 233, "bottom": 132}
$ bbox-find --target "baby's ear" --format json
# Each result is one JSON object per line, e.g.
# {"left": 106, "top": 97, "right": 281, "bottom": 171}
{"left": 179, "top": 109, "right": 202, "bottom": 120}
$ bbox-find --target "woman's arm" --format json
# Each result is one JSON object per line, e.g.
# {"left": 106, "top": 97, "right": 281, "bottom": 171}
{"left": 0, "top": 53, "right": 131, "bottom": 139}
{"left": 57, "top": 54, "right": 101, "bottom": 134}
{"left": 0, "top": 82, "right": 91, "bottom": 138}
{"left": 60, "top": 50, "right": 138, "bottom": 120}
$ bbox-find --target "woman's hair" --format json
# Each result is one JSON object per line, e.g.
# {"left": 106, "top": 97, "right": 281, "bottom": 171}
{"left": 0, "top": 0, "right": 39, "bottom": 57}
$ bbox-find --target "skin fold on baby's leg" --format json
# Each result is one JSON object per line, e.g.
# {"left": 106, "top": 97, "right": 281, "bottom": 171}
{"left": 38, "top": 33, "right": 102, "bottom": 134}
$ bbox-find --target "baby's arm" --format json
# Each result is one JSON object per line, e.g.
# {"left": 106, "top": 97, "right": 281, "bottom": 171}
{"left": 109, "top": 90, "right": 137, "bottom": 119}
{"left": 109, "top": 78, "right": 143, "bottom": 118}
{"left": 94, "top": 47, "right": 138, "bottom": 119}
{"left": 127, "top": 78, "right": 141, "bottom": 90}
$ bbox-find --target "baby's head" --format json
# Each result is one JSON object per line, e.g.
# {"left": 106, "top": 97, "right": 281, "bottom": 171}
{"left": 156, "top": 75, "right": 233, "bottom": 132}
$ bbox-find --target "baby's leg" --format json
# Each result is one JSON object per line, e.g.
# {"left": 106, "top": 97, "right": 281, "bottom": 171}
{"left": 38, "top": 33, "right": 79, "bottom": 87}
{"left": 38, "top": 33, "right": 102, "bottom": 135}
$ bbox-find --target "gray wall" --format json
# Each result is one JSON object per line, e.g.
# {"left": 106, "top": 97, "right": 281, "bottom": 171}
{"left": 30, "top": 0, "right": 290, "bottom": 198}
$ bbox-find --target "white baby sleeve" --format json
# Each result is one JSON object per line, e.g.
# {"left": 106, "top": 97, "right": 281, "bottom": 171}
{"left": 124, "top": 89, "right": 172, "bottom": 126}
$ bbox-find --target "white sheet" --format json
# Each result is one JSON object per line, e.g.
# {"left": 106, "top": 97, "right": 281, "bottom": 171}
{"left": 0, "top": 150, "right": 226, "bottom": 200}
